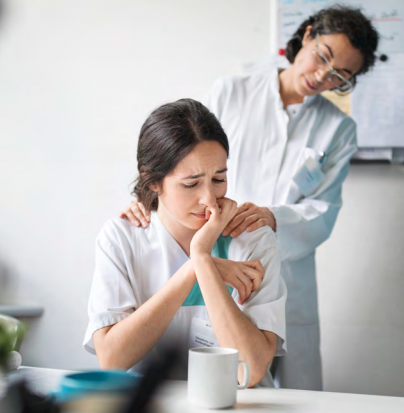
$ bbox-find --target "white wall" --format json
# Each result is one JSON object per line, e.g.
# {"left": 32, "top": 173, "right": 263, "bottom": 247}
{"left": 317, "top": 164, "right": 404, "bottom": 397}
{"left": 0, "top": 0, "right": 270, "bottom": 370}
{"left": 0, "top": 0, "right": 403, "bottom": 398}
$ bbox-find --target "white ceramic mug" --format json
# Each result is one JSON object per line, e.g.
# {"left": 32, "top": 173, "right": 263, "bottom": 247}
{"left": 188, "top": 347, "right": 250, "bottom": 409}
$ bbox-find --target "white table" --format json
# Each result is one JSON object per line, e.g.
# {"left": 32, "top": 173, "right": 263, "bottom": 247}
{"left": 12, "top": 367, "right": 404, "bottom": 413}
{"left": 158, "top": 381, "right": 404, "bottom": 413}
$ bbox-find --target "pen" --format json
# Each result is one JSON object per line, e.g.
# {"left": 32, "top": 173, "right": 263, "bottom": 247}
{"left": 319, "top": 152, "right": 326, "bottom": 163}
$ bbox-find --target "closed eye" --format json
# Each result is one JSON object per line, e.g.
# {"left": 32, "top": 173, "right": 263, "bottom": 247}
{"left": 183, "top": 178, "right": 225, "bottom": 189}
{"left": 183, "top": 183, "right": 198, "bottom": 189}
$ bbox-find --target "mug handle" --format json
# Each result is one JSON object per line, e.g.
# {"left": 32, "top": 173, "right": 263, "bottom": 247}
{"left": 237, "top": 361, "right": 250, "bottom": 389}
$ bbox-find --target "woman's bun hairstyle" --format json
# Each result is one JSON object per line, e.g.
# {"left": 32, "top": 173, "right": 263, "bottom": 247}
{"left": 285, "top": 5, "right": 379, "bottom": 76}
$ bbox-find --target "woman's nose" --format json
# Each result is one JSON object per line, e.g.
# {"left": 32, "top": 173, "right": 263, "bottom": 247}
{"left": 199, "top": 185, "right": 216, "bottom": 207}
{"left": 314, "top": 67, "right": 329, "bottom": 83}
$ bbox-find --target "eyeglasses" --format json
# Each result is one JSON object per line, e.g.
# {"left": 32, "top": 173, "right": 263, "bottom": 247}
{"left": 311, "top": 33, "right": 354, "bottom": 93}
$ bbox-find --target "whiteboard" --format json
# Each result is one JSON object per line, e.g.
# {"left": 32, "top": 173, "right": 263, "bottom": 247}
{"left": 278, "top": 0, "right": 404, "bottom": 54}
{"left": 277, "top": 0, "right": 404, "bottom": 148}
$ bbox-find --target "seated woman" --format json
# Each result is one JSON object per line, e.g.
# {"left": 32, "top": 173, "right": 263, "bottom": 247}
{"left": 83, "top": 99, "right": 286, "bottom": 387}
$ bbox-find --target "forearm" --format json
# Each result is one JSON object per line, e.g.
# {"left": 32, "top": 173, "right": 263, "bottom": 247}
{"left": 96, "top": 261, "right": 196, "bottom": 370}
{"left": 192, "top": 253, "right": 275, "bottom": 386}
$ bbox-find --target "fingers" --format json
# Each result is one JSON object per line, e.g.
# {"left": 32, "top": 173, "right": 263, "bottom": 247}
{"left": 222, "top": 205, "right": 258, "bottom": 237}
{"left": 121, "top": 207, "right": 141, "bottom": 227}
{"left": 119, "top": 201, "right": 150, "bottom": 228}
{"left": 217, "top": 197, "right": 237, "bottom": 211}
{"left": 231, "top": 276, "right": 247, "bottom": 305}
{"left": 216, "top": 198, "right": 237, "bottom": 224}
{"left": 205, "top": 203, "right": 220, "bottom": 220}
{"left": 222, "top": 210, "right": 255, "bottom": 235}
{"left": 240, "top": 260, "right": 264, "bottom": 291}
{"left": 236, "top": 272, "right": 253, "bottom": 305}
{"left": 222, "top": 204, "right": 275, "bottom": 237}
{"left": 224, "top": 213, "right": 264, "bottom": 238}
{"left": 129, "top": 201, "right": 149, "bottom": 228}
{"left": 235, "top": 202, "right": 253, "bottom": 214}
{"left": 244, "top": 218, "right": 269, "bottom": 233}
{"left": 137, "top": 202, "right": 151, "bottom": 223}
{"left": 216, "top": 197, "right": 227, "bottom": 207}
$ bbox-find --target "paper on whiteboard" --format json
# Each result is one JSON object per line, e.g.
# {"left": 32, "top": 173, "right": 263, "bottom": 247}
{"left": 366, "top": 0, "right": 404, "bottom": 54}
{"left": 350, "top": 54, "right": 404, "bottom": 147}
{"left": 278, "top": 0, "right": 329, "bottom": 49}
{"left": 278, "top": 0, "right": 404, "bottom": 54}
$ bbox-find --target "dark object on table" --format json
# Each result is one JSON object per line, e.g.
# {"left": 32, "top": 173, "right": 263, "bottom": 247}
{"left": 1, "top": 375, "right": 60, "bottom": 413}
{"left": 121, "top": 346, "right": 180, "bottom": 413}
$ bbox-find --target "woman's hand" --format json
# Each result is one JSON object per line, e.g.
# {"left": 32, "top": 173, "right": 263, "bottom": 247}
{"left": 212, "top": 257, "right": 264, "bottom": 305}
{"left": 222, "top": 202, "right": 276, "bottom": 238}
{"left": 119, "top": 201, "right": 151, "bottom": 228}
{"left": 190, "top": 198, "right": 237, "bottom": 256}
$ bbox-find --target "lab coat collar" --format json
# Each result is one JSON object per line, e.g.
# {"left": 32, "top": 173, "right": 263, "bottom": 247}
{"left": 151, "top": 211, "right": 190, "bottom": 261}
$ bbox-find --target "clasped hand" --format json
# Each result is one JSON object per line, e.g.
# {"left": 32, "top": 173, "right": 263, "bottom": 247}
{"left": 212, "top": 257, "right": 264, "bottom": 305}
{"left": 189, "top": 197, "right": 237, "bottom": 256}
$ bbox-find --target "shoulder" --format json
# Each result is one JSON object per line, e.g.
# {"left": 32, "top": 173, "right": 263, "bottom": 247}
{"left": 98, "top": 217, "right": 135, "bottom": 242}
{"left": 97, "top": 217, "right": 156, "bottom": 251}
{"left": 221, "top": 70, "right": 274, "bottom": 94}
{"left": 228, "top": 226, "right": 278, "bottom": 262}
{"left": 206, "top": 71, "right": 275, "bottom": 103}
{"left": 204, "top": 71, "right": 277, "bottom": 122}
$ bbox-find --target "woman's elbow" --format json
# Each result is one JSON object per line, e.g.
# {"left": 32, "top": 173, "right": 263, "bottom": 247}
{"left": 248, "top": 362, "right": 271, "bottom": 388}
{"left": 247, "top": 344, "right": 276, "bottom": 387}
{"left": 97, "top": 348, "right": 131, "bottom": 371}
{"left": 94, "top": 339, "right": 130, "bottom": 371}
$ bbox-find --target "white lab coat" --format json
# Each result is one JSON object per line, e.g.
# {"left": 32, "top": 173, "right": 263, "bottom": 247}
{"left": 83, "top": 212, "right": 287, "bottom": 385}
{"left": 203, "top": 67, "right": 357, "bottom": 390}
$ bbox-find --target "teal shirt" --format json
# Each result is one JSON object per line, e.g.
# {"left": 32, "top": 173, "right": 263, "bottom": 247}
{"left": 182, "top": 235, "right": 234, "bottom": 306}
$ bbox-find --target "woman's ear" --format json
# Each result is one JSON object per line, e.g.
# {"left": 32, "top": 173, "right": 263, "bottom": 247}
{"left": 149, "top": 183, "right": 160, "bottom": 193}
{"left": 302, "top": 25, "right": 313, "bottom": 47}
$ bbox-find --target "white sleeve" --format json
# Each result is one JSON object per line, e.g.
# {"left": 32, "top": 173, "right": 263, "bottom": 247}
{"left": 83, "top": 221, "right": 138, "bottom": 354}
{"left": 271, "top": 117, "right": 357, "bottom": 262}
{"left": 229, "top": 228, "right": 287, "bottom": 356}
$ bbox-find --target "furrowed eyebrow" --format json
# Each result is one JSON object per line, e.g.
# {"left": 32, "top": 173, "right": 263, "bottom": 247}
{"left": 182, "top": 168, "right": 228, "bottom": 179}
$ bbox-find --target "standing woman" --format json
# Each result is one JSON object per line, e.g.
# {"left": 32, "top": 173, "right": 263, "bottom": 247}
{"left": 120, "top": 6, "right": 379, "bottom": 390}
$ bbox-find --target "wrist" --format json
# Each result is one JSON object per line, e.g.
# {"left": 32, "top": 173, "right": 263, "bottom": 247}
{"left": 190, "top": 243, "right": 212, "bottom": 257}
{"left": 183, "top": 260, "right": 197, "bottom": 283}
{"left": 191, "top": 251, "right": 212, "bottom": 261}
{"left": 191, "top": 253, "right": 214, "bottom": 276}
{"left": 192, "top": 253, "right": 216, "bottom": 282}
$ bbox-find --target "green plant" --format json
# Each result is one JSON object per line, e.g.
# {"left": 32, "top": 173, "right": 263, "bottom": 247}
{"left": 0, "top": 323, "right": 24, "bottom": 371}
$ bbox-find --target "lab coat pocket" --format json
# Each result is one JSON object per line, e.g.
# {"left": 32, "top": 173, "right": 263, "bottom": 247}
{"left": 291, "top": 148, "right": 326, "bottom": 199}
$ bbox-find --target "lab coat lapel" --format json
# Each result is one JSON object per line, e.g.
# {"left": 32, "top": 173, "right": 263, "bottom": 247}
{"left": 152, "top": 212, "right": 190, "bottom": 276}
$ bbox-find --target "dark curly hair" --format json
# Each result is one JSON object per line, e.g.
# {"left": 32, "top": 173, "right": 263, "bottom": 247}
{"left": 132, "top": 98, "right": 229, "bottom": 211}
{"left": 285, "top": 5, "right": 379, "bottom": 79}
